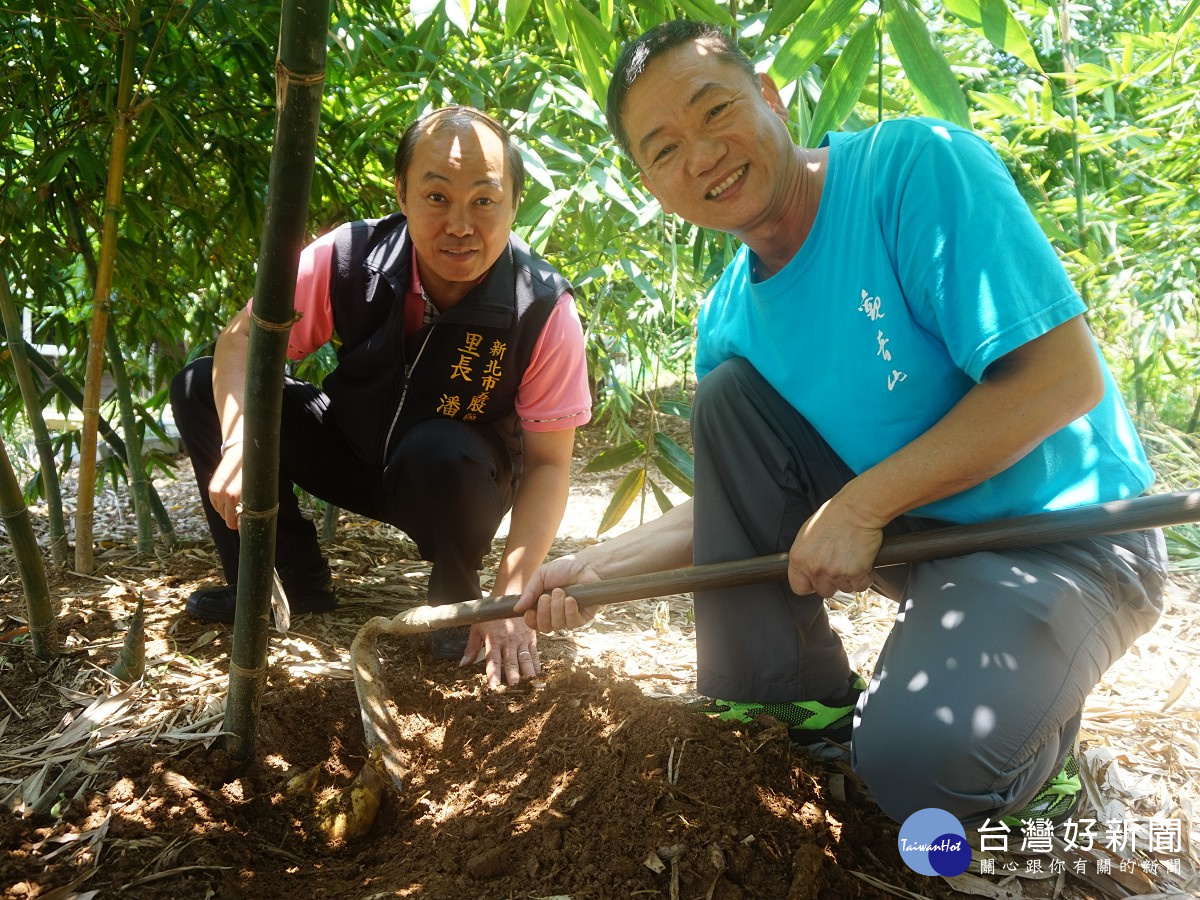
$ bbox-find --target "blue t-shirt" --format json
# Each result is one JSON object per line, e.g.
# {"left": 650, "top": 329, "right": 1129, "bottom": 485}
{"left": 695, "top": 117, "right": 1152, "bottom": 523}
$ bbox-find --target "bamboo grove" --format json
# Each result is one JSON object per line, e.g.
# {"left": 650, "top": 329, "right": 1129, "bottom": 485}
{"left": 2, "top": 0, "right": 1199, "bottom": 649}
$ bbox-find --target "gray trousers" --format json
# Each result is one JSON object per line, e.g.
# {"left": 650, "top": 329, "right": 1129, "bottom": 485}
{"left": 691, "top": 358, "right": 1166, "bottom": 826}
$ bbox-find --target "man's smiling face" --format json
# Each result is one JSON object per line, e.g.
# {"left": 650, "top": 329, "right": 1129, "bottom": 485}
{"left": 622, "top": 38, "right": 795, "bottom": 237}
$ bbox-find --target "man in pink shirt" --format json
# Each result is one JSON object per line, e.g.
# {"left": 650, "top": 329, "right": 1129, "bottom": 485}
{"left": 171, "top": 107, "right": 591, "bottom": 687}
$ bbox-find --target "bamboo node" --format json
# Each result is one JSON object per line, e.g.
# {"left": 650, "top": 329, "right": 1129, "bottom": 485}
{"left": 230, "top": 661, "right": 267, "bottom": 679}
{"left": 238, "top": 504, "right": 278, "bottom": 521}
{"left": 275, "top": 58, "right": 326, "bottom": 88}
{"left": 249, "top": 311, "right": 294, "bottom": 333}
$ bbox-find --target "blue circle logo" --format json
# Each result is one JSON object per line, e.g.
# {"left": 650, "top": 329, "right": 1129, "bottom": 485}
{"left": 898, "top": 808, "right": 970, "bottom": 877}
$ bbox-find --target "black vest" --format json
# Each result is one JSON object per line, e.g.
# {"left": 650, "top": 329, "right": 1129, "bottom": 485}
{"left": 321, "top": 212, "right": 570, "bottom": 465}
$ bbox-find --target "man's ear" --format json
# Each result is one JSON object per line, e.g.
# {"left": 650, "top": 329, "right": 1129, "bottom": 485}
{"left": 638, "top": 170, "right": 675, "bottom": 216}
{"left": 759, "top": 72, "right": 789, "bottom": 123}
{"left": 395, "top": 177, "right": 407, "bottom": 214}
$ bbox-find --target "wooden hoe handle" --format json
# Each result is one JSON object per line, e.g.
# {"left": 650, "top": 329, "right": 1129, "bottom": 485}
{"left": 396, "top": 489, "right": 1200, "bottom": 631}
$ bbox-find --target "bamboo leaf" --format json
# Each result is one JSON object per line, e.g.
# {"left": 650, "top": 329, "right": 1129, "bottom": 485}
{"left": 652, "top": 432, "right": 695, "bottom": 495}
{"left": 176, "top": 0, "right": 213, "bottom": 29}
{"left": 567, "top": 27, "right": 610, "bottom": 102}
{"left": 652, "top": 453, "right": 694, "bottom": 496}
{"left": 769, "top": 0, "right": 865, "bottom": 87}
{"left": 649, "top": 478, "right": 675, "bottom": 514}
{"left": 564, "top": 0, "right": 615, "bottom": 100}
{"left": 652, "top": 432, "right": 694, "bottom": 476}
{"left": 672, "top": 0, "right": 736, "bottom": 27}
{"left": 885, "top": 0, "right": 971, "bottom": 128}
{"left": 583, "top": 439, "right": 647, "bottom": 473}
{"left": 763, "top": 0, "right": 817, "bottom": 39}
{"left": 502, "top": 0, "right": 534, "bottom": 37}
{"left": 1169, "top": 0, "right": 1200, "bottom": 32}
{"left": 808, "top": 15, "right": 878, "bottom": 143}
{"left": 657, "top": 399, "right": 691, "bottom": 420}
{"left": 942, "top": 0, "right": 1042, "bottom": 72}
{"left": 597, "top": 466, "right": 646, "bottom": 535}
{"left": 541, "top": 0, "right": 572, "bottom": 56}
{"left": 411, "top": 0, "right": 441, "bottom": 29}
{"left": 444, "top": 0, "right": 476, "bottom": 35}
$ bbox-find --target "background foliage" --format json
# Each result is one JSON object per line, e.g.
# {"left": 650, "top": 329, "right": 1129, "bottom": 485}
{"left": 1, "top": 0, "right": 1197, "bottom": 542}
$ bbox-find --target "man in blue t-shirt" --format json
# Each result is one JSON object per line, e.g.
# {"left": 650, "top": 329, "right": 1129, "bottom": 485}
{"left": 516, "top": 21, "right": 1166, "bottom": 830}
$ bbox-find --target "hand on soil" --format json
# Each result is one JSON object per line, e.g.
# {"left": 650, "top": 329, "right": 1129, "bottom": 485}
{"left": 464, "top": 617, "right": 541, "bottom": 688}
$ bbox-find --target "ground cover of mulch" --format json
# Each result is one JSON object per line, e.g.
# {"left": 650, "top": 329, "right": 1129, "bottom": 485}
{"left": 2, "top": 427, "right": 1199, "bottom": 899}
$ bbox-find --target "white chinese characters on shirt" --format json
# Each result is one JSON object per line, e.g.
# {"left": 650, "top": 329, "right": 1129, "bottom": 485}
{"left": 859, "top": 288, "right": 907, "bottom": 391}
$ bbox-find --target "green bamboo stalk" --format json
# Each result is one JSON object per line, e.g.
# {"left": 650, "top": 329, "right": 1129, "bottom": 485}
{"left": 62, "top": 189, "right": 176, "bottom": 549}
{"left": 223, "top": 0, "right": 330, "bottom": 762}
{"left": 24, "top": 341, "right": 176, "bottom": 545}
{"left": 0, "top": 432, "right": 59, "bottom": 660}
{"left": 0, "top": 263, "right": 69, "bottom": 566}
{"left": 1058, "top": 2, "right": 1088, "bottom": 271}
{"left": 321, "top": 503, "right": 339, "bottom": 542}
{"left": 75, "top": 0, "right": 142, "bottom": 574}
{"left": 105, "top": 320, "right": 155, "bottom": 553}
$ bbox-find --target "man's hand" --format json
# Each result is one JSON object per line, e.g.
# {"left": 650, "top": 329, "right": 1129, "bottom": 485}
{"left": 514, "top": 555, "right": 601, "bottom": 633}
{"left": 788, "top": 497, "right": 883, "bottom": 599}
{"left": 208, "top": 447, "right": 244, "bottom": 531}
{"left": 462, "top": 617, "right": 542, "bottom": 689}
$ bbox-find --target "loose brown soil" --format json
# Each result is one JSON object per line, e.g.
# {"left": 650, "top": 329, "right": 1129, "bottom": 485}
{"left": 1, "top": 549, "right": 955, "bottom": 900}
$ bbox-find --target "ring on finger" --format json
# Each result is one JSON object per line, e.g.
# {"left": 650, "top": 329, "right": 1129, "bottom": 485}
{"left": 518, "top": 650, "right": 532, "bottom": 658}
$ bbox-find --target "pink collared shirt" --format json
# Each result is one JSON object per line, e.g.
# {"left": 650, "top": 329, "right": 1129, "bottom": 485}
{"left": 262, "top": 229, "right": 592, "bottom": 433}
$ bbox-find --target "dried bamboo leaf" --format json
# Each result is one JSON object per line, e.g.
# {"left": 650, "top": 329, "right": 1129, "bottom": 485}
{"left": 120, "top": 865, "right": 233, "bottom": 889}
{"left": 45, "top": 686, "right": 136, "bottom": 753}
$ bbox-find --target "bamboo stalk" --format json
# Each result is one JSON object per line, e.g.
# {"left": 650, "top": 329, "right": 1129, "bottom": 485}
{"left": 24, "top": 341, "right": 176, "bottom": 545}
{"left": 0, "top": 262, "right": 69, "bottom": 566}
{"left": 1058, "top": 1, "right": 1088, "bottom": 276}
{"left": 223, "top": 0, "right": 330, "bottom": 762}
{"left": 105, "top": 320, "right": 155, "bottom": 554}
{"left": 321, "top": 503, "right": 339, "bottom": 542}
{"left": 0, "top": 433, "right": 59, "bottom": 661}
{"left": 63, "top": 184, "right": 175, "bottom": 550}
{"left": 75, "top": 0, "right": 142, "bottom": 574}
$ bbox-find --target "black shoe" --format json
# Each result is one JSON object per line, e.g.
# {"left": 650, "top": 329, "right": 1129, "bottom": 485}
{"left": 430, "top": 625, "right": 471, "bottom": 661}
{"left": 185, "top": 578, "right": 338, "bottom": 623}
{"left": 185, "top": 585, "right": 239, "bottom": 623}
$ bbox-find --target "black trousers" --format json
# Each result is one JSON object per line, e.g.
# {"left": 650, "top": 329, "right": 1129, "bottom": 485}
{"left": 169, "top": 356, "right": 516, "bottom": 605}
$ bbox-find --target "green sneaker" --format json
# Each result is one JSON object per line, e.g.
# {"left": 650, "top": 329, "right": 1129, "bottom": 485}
{"left": 692, "top": 674, "right": 866, "bottom": 745}
{"left": 1001, "top": 748, "right": 1082, "bottom": 828}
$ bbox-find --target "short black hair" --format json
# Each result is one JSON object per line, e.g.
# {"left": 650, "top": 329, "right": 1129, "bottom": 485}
{"left": 606, "top": 20, "right": 758, "bottom": 161}
{"left": 394, "top": 106, "right": 526, "bottom": 207}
